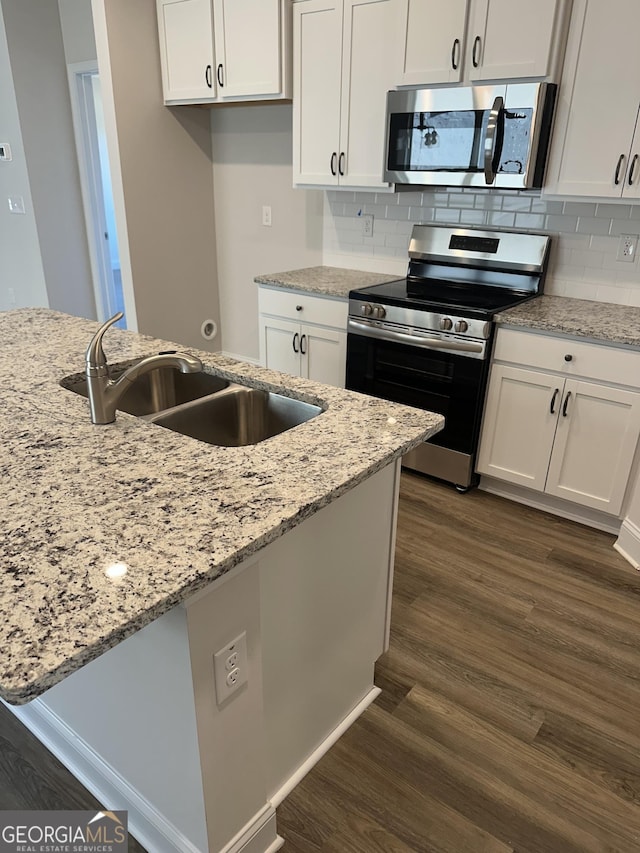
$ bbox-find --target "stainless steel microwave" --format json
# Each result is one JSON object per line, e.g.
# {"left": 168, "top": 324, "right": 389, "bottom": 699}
{"left": 384, "top": 82, "right": 556, "bottom": 190}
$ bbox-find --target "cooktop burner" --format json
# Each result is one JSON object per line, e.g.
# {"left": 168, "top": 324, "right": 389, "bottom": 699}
{"left": 350, "top": 278, "right": 534, "bottom": 319}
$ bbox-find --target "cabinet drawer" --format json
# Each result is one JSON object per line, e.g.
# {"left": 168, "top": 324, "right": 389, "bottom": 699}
{"left": 494, "top": 327, "right": 640, "bottom": 388}
{"left": 258, "top": 287, "right": 348, "bottom": 328}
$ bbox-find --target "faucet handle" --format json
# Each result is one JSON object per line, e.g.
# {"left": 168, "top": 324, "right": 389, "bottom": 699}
{"left": 86, "top": 312, "right": 124, "bottom": 375}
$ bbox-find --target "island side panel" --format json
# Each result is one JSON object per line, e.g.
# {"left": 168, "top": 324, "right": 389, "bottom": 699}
{"left": 12, "top": 606, "right": 209, "bottom": 853}
{"left": 184, "top": 558, "right": 279, "bottom": 853}
{"left": 259, "top": 461, "right": 400, "bottom": 799}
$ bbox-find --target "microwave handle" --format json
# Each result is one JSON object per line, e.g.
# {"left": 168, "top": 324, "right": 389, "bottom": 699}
{"left": 484, "top": 96, "right": 505, "bottom": 185}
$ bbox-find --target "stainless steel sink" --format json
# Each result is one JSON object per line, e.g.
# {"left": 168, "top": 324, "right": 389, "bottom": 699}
{"left": 61, "top": 361, "right": 322, "bottom": 445}
{"left": 149, "top": 385, "right": 322, "bottom": 447}
{"left": 62, "top": 362, "right": 229, "bottom": 417}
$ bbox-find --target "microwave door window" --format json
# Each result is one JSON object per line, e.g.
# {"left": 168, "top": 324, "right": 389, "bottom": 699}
{"left": 497, "top": 108, "right": 533, "bottom": 175}
{"left": 388, "top": 110, "right": 487, "bottom": 173}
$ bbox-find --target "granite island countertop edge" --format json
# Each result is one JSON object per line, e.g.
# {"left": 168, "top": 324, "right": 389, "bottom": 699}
{"left": 0, "top": 308, "right": 443, "bottom": 704}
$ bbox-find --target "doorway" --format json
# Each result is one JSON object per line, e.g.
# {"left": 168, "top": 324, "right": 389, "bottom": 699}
{"left": 67, "top": 61, "right": 125, "bottom": 327}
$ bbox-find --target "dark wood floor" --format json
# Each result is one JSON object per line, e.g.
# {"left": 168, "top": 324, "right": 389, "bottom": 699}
{"left": 277, "top": 473, "right": 640, "bottom": 853}
{"left": 3, "top": 473, "right": 640, "bottom": 852}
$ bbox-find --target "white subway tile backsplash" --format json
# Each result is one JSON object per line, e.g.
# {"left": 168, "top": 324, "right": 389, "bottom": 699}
{"left": 385, "top": 232, "right": 412, "bottom": 249}
{"left": 446, "top": 193, "right": 476, "bottom": 208}
{"left": 500, "top": 194, "right": 532, "bottom": 211}
{"left": 545, "top": 214, "right": 578, "bottom": 232}
{"left": 459, "top": 209, "right": 488, "bottom": 225}
{"left": 610, "top": 219, "right": 640, "bottom": 237}
{"left": 596, "top": 202, "right": 632, "bottom": 219}
{"left": 532, "top": 199, "right": 563, "bottom": 214}
{"left": 563, "top": 201, "right": 597, "bottom": 217}
{"left": 384, "top": 205, "right": 412, "bottom": 221}
{"left": 590, "top": 235, "right": 618, "bottom": 251}
{"left": 361, "top": 203, "right": 388, "bottom": 217}
{"left": 570, "top": 248, "right": 605, "bottom": 269}
{"left": 576, "top": 216, "right": 610, "bottom": 235}
{"left": 595, "top": 283, "right": 628, "bottom": 304}
{"left": 324, "top": 188, "right": 640, "bottom": 303}
{"left": 475, "top": 194, "right": 503, "bottom": 210}
{"left": 514, "top": 213, "right": 546, "bottom": 229}
{"left": 488, "top": 211, "right": 515, "bottom": 227}
{"left": 434, "top": 208, "right": 460, "bottom": 223}
{"left": 396, "top": 191, "right": 423, "bottom": 207}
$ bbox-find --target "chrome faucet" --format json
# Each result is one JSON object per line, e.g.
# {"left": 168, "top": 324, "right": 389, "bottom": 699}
{"left": 85, "top": 312, "right": 203, "bottom": 424}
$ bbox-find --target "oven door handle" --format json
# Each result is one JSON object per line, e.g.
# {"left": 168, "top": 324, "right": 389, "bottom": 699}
{"left": 348, "top": 319, "right": 485, "bottom": 355}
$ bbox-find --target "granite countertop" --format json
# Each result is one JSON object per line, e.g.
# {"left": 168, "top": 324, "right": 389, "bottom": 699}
{"left": 254, "top": 266, "right": 401, "bottom": 299}
{"left": 496, "top": 295, "right": 640, "bottom": 347}
{"left": 0, "top": 309, "right": 442, "bottom": 704}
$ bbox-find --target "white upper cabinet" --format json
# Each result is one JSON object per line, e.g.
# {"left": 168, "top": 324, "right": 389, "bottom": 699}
{"left": 157, "top": 0, "right": 216, "bottom": 101}
{"left": 545, "top": 0, "right": 640, "bottom": 198}
{"left": 293, "top": 0, "right": 404, "bottom": 189}
{"left": 157, "top": 0, "right": 292, "bottom": 105}
{"left": 398, "top": 0, "right": 569, "bottom": 86}
{"left": 400, "top": 0, "right": 467, "bottom": 86}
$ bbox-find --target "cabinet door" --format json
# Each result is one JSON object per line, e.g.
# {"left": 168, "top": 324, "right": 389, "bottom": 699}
{"left": 301, "top": 326, "right": 347, "bottom": 387}
{"left": 546, "top": 380, "right": 640, "bottom": 515}
{"left": 623, "top": 114, "right": 640, "bottom": 199}
{"left": 213, "top": 0, "right": 283, "bottom": 98}
{"left": 157, "top": 0, "right": 216, "bottom": 102}
{"left": 548, "top": 0, "right": 640, "bottom": 197}
{"left": 339, "top": 0, "right": 403, "bottom": 188}
{"left": 468, "top": 0, "right": 560, "bottom": 81}
{"left": 260, "top": 317, "right": 302, "bottom": 377}
{"left": 293, "top": 0, "right": 343, "bottom": 186}
{"left": 399, "top": 0, "right": 467, "bottom": 86}
{"left": 476, "top": 365, "right": 561, "bottom": 491}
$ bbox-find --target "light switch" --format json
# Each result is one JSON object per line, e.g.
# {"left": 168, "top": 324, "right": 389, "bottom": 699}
{"left": 0, "top": 143, "right": 12, "bottom": 161}
{"left": 8, "top": 196, "right": 25, "bottom": 215}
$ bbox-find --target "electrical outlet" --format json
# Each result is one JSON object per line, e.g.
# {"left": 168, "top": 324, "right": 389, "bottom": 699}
{"left": 617, "top": 234, "right": 638, "bottom": 263}
{"left": 262, "top": 205, "right": 272, "bottom": 227}
{"left": 362, "top": 214, "right": 374, "bottom": 237}
{"left": 213, "top": 631, "right": 247, "bottom": 705}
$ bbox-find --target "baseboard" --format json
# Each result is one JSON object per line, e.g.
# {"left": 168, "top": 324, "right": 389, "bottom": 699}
{"left": 269, "top": 686, "right": 381, "bottom": 808}
{"left": 614, "top": 517, "right": 640, "bottom": 569}
{"left": 478, "top": 477, "right": 621, "bottom": 535}
{"left": 219, "top": 806, "right": 282, "bottom": 853}
{"left": 4, "top": 698, "right": 277, "bottom": 853}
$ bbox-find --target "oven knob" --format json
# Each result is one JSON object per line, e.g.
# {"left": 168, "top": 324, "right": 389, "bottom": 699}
{"left": 360, "top": 303, "right": 374, "bottom": 317}
{"left": 454, "top": 320, "right": 469, "bottom": 333}
{"left": 373, "top": 305, "right": 387, "bottom": 320}
{"left": 440, "top": 317, "right": 453, "bottom": 331}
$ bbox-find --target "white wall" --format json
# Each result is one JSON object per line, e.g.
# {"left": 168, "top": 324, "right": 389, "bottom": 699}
{"left": 1, "top": 0, "right": 96, "bottom": 320}
{"left": 92, "top": 0, "right": 222, "bottom": 350}
{"left": 57, "top": 0, "right": 96, "bottom": 64}
{"left": 211, "top": 104, "right": 323, "bottom": 361}
{"left": 0, "top": 5, "right": 48, "bottom": 312}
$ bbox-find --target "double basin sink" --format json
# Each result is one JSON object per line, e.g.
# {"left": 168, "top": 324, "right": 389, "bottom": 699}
{"left": 62, "top": 361, "right": 322, "bottom": 447}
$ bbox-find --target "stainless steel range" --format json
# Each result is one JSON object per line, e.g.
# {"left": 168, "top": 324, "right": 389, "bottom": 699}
{"left": 346, "top": 225, "right": 551, "bottom": 490}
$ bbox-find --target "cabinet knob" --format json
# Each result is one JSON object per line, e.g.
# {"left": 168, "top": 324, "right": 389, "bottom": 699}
{"left": 564, "top": 354, "right": 573, "bottom": 362}
{"left": 296, "top": 305, "right": 303, "bottom": 312}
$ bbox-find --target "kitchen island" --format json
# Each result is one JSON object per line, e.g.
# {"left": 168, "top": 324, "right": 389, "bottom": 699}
{"left": 0, "top": 309, "right": 443, "bottom": 853}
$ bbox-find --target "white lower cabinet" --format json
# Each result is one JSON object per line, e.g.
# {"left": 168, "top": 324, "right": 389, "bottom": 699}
{"left": 258, "top": 287, "right": 348, "bottom": 387}
{"left": 477, "top": 329, "right": 640, "bottom": 516}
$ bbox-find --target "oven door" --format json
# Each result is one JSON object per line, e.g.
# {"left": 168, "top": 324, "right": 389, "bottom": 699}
{"left": 346, "top": 325, "right": 490, "bottom": 486}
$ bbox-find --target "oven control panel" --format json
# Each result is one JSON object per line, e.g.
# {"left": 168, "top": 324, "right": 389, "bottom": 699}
{"left": 349, "top": 299, "right": 492, "bottom": 340}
